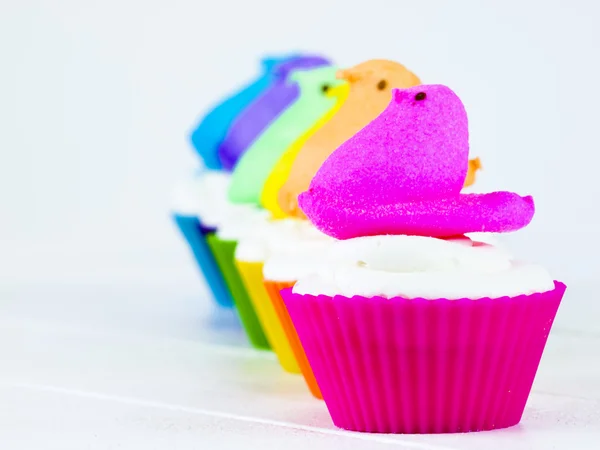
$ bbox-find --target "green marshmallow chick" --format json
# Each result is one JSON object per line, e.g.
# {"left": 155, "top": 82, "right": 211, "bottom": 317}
{"left": 228, "top": 66, "right": 346, "bottom": 205}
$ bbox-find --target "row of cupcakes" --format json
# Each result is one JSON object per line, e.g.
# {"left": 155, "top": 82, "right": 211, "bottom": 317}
{"left": 173, "top": 54, "right": 565, "bottom": 434}
{"left": 173, "top": 52, "right": 488, "bottom": 392}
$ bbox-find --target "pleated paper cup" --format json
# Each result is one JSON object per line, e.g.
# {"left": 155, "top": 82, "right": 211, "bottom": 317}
{"left": 173, "top": 214, "right": 234, "bottom": 308}
{"left": 235, "top": 261, "right": 300, "bottom": 373}
{"left": 283, "top": 281, "right": 566, "bottom": 433}
{"left": 206, "top": 234, "right": 270, "bottom": 350}
{"left": 264, "top": 280, "right": 323, "bottom": 399}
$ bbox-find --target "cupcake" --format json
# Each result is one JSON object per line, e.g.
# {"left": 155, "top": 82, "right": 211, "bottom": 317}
{"left": 282, "top": 84, "right": 566, "bottom": 433}
{"left": 207, "top": 205, "right": 272, "bottom": 349}
{"left": 172, "top": 171, "right": 235, "bottom": 308}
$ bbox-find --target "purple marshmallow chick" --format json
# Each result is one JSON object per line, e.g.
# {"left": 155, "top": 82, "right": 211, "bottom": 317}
{"left": 218, "top": 55, "right": 331, "bottom": 171}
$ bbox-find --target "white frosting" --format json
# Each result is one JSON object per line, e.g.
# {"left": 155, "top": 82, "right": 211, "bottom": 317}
{"left": 263, "top": 246, "right": 336, "bottom": 281}
{"left": 171, "top": 173, "right": 215, "bottom": 216}
{"left": 172, "top": 170, "right": 270, "bottom": 233}
{"left": 234, "top": 219, "right": 336, "bottom": 280}
{"left": 215, "top": 206, "right": 270, "bottom": 241}
{"left": 293, "top": 235, "right": 554, "bottom": 300}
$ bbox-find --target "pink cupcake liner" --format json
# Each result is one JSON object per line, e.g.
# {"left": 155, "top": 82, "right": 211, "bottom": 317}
{"left": 282, "top": 281, "right": 566, "bottom": 434}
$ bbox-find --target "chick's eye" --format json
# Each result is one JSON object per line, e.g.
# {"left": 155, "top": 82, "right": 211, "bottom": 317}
{"left": 321, "top": 84, "right": 330, "bottom": 93}
{"left": 415, "top": 92, "right": 427, "bottom": 101}
{"left": 377, "top": 80, "right": 387, "bottom": 91}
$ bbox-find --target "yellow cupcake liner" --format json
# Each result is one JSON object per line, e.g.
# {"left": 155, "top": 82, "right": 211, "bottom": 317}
{"left": 235, "top": 260, "right": 301, "bottom": 374}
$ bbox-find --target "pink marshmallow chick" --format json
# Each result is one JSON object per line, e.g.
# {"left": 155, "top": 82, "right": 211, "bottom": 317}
{"left": 298, "top": 85, "right": 535, "bottom": 240}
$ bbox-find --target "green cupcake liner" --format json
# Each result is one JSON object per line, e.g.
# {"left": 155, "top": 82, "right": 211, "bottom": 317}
{"left": 206, "top": 234, "right": 271, "bottom": 350}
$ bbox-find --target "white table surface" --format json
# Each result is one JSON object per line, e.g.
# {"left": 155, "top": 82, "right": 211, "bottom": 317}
{"left": 1, "top": 281, "right": 599, "bottom": 450}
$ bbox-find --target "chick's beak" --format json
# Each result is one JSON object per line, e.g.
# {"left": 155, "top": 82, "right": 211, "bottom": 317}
{"left": 325, "top": 82, "right": 350, "bottom": 99}
{"left": 336, "top": 69, "right": 360, "bottom": 82}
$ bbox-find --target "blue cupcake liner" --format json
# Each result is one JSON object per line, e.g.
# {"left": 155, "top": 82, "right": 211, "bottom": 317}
{"left": 173, "top": 214, "right": 234, "bottom": 308}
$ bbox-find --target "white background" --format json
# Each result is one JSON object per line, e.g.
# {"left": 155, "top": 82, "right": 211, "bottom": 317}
{"left": 1, "top": 3, "right": 600, "bottom": 448}
{"left": 1, "top": 0, "right": 599, "bottom": 323}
